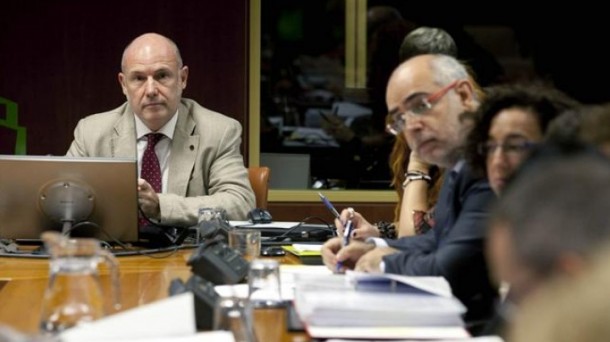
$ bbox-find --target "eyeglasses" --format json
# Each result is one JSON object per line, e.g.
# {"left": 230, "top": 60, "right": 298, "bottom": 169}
{"left": 386, "top": 80, "right": 459, "bottom": 135}
{"left": 478, "top": 138, "right": 537, "bottom": 156}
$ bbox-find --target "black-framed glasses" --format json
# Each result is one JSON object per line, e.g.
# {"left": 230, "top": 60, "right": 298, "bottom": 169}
{"left": 386, "top": 80, "right": 459, "bottom": 136}
{"left": 478, "top": 137, "right": 538, "bottom": 156}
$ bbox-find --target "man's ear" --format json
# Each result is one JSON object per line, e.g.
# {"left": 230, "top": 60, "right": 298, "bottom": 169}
{"left": 455, "top": 79, "right": 477, "bottom": 111}
{"left": 180, "top": 66, "right": 189, "bottom": 89}
{"left": 118, "top": 72, "right": 128, "bottom": 96}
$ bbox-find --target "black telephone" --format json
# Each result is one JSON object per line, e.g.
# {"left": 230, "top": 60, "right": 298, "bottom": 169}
{"left": 168, "top": 275, "right": 218, "bottom": 330}
{"left": 187, "top": 236, "right": 249, "bottom": 285}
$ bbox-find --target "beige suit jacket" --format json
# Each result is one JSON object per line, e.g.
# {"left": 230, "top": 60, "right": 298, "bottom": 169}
{"left": 66, "top": 98, "right": 255, "bottom": 225}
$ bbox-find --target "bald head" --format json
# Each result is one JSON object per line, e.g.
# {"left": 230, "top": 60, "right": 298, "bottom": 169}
{"left": 121, "top": 33, "right": 183, "bottom": 72}
{"left": 389, "top": 54, "right": 469, "bottom": 90}
{"left": 118, "top": 32, "right": 188, "bottom": 131}
{"left": 385, "top": 54, "right": 477, "bottom": 167}
{"left": 388, "top": 54, "right": 434, "bottom": 91}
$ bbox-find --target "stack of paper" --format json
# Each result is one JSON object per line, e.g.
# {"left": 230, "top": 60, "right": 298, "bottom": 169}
{"left": 282, "top": 244, "right": 324, "bottom": 265}
{"left": 293, "top": 271, "right": 470, "bottom": 340}
{"left": 282, "top": 244, "right": 322, "bottom": 256}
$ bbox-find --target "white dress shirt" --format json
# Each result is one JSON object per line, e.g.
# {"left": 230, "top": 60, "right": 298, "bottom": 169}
{"left": 134, "top": 112, "right": 178, "bottom": 194}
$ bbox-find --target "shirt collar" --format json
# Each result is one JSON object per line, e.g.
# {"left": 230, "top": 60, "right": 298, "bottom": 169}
{"left": 452, "top": 159, "right": 465, "bottom": 174}
{"left": 134, "top": 110, "right": 179, "bottom": 140}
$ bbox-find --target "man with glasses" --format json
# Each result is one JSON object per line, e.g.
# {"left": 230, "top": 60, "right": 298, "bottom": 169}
{"left": 321, "top": 54, "right": 497, "bottom": 329}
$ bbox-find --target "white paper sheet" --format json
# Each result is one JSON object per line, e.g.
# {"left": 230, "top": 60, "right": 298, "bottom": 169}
{"left": 60, "top": 293, "right": 197, "bottom": 342}
{"left": 229, "top": 221, "right": 301, "bottom": 229}
{"left": 215, "top": 264, "right": 333, "bottom": 301}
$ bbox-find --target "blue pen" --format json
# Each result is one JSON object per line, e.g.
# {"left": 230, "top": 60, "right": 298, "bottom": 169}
{"left": 342, "top": 219, "right": 354, "bottom": 246}
{"left": 318, "top": 192, "right": 342, "bottom": 224}
{"left": 318, "top": 192, "right": 351, "bottom": 272}
{"left": 336, "top": 216, "right": 354, "bottom": 272}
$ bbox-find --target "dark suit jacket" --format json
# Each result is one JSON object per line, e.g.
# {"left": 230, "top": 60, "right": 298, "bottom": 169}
{"left": 382, "top": 161, "right": 497, "bottom": 322}
{"left": 66, "top": 98, "right": 255, "bottom": 225}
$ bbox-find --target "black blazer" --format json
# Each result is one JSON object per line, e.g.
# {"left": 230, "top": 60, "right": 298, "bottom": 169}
{"left": 382, "top": 161, "right": 497, "bottom": 322}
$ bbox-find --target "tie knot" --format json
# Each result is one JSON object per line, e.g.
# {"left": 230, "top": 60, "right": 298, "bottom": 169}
{"left": 146, "top": 133, "right": 164, "bottom": 147}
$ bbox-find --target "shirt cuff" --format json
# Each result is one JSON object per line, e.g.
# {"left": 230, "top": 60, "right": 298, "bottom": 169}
{"left": 366, "top": 237, "right": 389, "bottom": 247}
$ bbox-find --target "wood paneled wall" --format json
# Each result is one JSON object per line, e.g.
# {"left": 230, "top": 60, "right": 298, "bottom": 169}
{"left": 0, "top": 0, "right": 248, "bottom": 156}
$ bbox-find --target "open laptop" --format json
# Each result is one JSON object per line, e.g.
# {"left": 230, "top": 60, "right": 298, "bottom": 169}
{"left": 0, "top": 155, "right": 139, "bottom": 243}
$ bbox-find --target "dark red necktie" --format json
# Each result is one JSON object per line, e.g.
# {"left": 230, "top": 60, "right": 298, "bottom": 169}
{"left": 141, "top": 133, "right": 163, "bottom": 193}
{"left": 139, "top": 133, "right": 163, "bottom": 229}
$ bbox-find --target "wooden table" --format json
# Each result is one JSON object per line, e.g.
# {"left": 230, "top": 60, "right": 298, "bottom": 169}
{"left": 0, "top": 248, "right": 309, "bottom": 341}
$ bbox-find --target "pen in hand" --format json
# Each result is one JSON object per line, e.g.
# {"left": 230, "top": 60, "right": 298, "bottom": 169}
{"left": 318, "top": 192, "right": 342, "bottom": 225}
{"left": 317, "top": 193, "right": 355, "bottom": 272}
{"left": 337, "top": 208, "right": 355, "bottom": 273}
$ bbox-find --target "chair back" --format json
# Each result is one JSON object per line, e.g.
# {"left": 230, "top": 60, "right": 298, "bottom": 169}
{"left": 248, "top": 166, "right": 270, "bottom": 209}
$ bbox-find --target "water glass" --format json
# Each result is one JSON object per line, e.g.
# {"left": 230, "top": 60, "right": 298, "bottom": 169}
{"left": 248, "top": 259, "right": 283, "bottom": 308}
{"left": 213, "top": 296, "right": 257, "bottom": 342}
{"left": 228, "top": 229, "right": 261, "bottom": 261}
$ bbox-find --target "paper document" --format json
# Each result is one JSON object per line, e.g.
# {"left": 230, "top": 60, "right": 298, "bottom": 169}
{"left": 309, "top": 326, "right": 470, "bottom": 340}
{"left": 215, "top": 264, "right": 332, "bottom": 301}
{"left": 282, "top": 244, "right": 323, "bottom": 256}
{"left": 230, "top": 221, "right": 301, "bottom": 229}
{"left": 346, "top": 271, "right": 453, "bottom": 297}
{"left": 291, "top": 244, "right": 323, "bottom": 252}
{"left": 60, "top": 293, "right": 196, "bottom": 342}
{"left": 293, "top": 272, "right": 468, "bottom": 339}
{"left": 109, "top": 331, "right": 234, "bottom": 342}
{"left": 326, "top": 336, "right": 503, "bottom": 342}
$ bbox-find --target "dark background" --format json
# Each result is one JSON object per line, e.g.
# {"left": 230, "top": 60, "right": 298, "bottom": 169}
{"left": 366, "top": 1, "right": 610, "bottom": 104}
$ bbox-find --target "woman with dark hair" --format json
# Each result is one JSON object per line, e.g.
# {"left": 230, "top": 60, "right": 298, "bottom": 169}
{"left": 464, "top": 83, "right": 578, "bottom": 195}
{"left": 463, "top": 84, "right": 578, "bottom": 337}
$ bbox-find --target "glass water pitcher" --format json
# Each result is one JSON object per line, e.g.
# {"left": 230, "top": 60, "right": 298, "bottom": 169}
{"left": 39, "top": 232, "right": 121, "bottom": 335}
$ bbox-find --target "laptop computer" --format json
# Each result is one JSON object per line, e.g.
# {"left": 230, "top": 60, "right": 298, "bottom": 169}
{"left": 0, "top": 155, "right": 139, "bottom": 243}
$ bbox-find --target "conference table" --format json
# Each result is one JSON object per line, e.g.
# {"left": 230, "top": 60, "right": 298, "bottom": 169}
{"left": 0, "top": 248, "right": 310, "bottom": 341}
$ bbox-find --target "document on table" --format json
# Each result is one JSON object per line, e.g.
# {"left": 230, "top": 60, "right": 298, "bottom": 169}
{"left": 308, "top": 326, "right": 470, "bottom": 340}
{"left": 293, "top": 271, "right": 469, "bottom": 340}
{"left": 282, "top": 243, "right": 323, "bottom": 256}
{"left": 214, "top": 264, "right": 333, "bottom": 301}
{"left": 60, "top": 293, "right": 207, "bottom": 342}
{"left": 346, "top": 270, "right": 453, "bottom": 297}
{"left": 325, "top": 336, "right": 504, "bottom": 342}
{"left": 230, "top": 221, "right": 301, "bottom": 229}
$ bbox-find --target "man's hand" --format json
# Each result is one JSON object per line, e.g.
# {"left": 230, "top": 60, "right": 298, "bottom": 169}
{"left": 355, "top": 247, "right": 399, "bottom": 273}
{"left": 335, "top": 209, "right": 377, "bottom": 239}
{"left": 321, "top": 237, "right": 343, "bottom": 271}
{"left": 138, "top": 178, "right": 161, "bottom": 220}
{"left": 322, "top": 237, "right": 376, "bottom": 273}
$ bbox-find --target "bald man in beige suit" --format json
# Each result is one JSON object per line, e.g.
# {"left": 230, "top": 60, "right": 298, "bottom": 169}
{"left": 67, "top": 33, "right": 254, "bottom": 228}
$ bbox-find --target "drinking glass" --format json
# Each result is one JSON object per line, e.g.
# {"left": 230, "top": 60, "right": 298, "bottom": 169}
{"left": 228, "top": 229, "right": 261, "bottom": 261}
{"left": 214, "top": 296, "right": 257, "bottom": 342}
{"left": 248, "top": 259, "right": 283, "bottom": 308}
